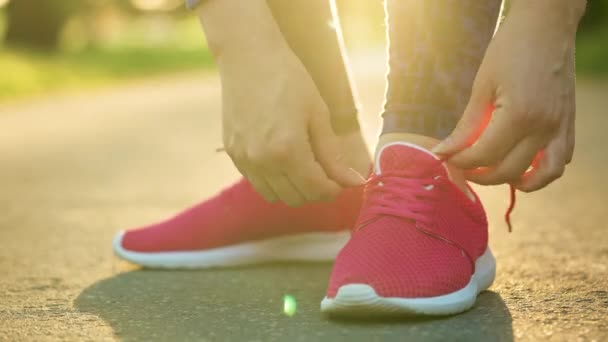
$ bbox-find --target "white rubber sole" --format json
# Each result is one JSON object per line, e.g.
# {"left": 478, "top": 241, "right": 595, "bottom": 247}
{"left": 321, "top": 248, "right": 496, "bottom": 317}
{"left": 113, "top": 230, "right": 350, "bottom": 269}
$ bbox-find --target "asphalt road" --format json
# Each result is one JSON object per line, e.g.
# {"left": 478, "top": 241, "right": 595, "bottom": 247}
{"left": 0, "top": 58, "right": 607, "bottom": 341}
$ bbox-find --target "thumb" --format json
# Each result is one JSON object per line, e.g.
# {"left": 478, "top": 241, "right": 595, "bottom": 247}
{"left": 309, "top": 108, "right": 365, "bottom": 187}
{"left": 432, "top": 84, "right": 493, "bottom": 158}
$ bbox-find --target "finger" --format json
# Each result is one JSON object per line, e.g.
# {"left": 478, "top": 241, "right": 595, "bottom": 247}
{"left": 265, "top": 174, "right": 307, "bottom": 207}
{"left": 227, "top": 153, "right": 276, "bottom": 201}
{"left": 271, "top": 128, "right": 344, "bottom": 201}
{"left": 243, "top": 169, "right": 279, "bottom": 203}
{"left": 517, "top": 109, "right": 571, "bottom": 191}
{"left": 286, "top": 160, "right": 342, "bottom": 201}
{"left": 309, "top": 105, "right": 365, "bottom": 188}
{"left": 515, "top": 137, "right": 567, "bottom": 192}
{"left": 432, "top": 79, "right": 493, "bottom": 157}
{"left": 566, "top": 110, "right": 575, "bottom": 164}
{"left": 449, "top": 106, "right": 527, "bottom": 169}
{"left": 464, "top": 136, "right": 546, "bottom": 185}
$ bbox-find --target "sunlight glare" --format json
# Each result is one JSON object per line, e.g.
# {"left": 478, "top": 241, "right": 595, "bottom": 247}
{"left": 283, "top": 295, "right": 297, "bottom": 317}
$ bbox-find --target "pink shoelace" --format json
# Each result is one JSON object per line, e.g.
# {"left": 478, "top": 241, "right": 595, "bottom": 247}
{"left": 355, "top": 167, "right": 447, "bottom": 230}
{"left": 356, "top": 167, "right": 517, "bottom": 233}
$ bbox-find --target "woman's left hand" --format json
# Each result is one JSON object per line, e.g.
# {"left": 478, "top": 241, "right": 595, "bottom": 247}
{"left": 433, "top": 0, "right": 586, "bottom": 192}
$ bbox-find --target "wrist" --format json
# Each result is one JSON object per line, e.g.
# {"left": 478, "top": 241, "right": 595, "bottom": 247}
{"left": 197, "top": 0, "right": 291, "bottom": 69}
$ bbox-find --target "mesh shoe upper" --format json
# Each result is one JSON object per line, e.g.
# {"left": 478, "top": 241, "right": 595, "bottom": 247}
{"left": 326, "top": 143, "right": 488, "bottom": 298}
{"left": 122, "top": 178, "right": 362, "bottom": 252}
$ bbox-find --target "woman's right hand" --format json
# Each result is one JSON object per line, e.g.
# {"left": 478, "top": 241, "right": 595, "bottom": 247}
{"left": 198, "top": 0, "right": 363, "bottom": 206}
{"left": 218, "top": 45, "right": 363, "bottom": 207}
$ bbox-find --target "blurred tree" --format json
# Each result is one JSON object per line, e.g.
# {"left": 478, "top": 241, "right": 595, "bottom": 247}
{"left": 5, "top": 0, "right": 82, "bottom": 50}
{"left": 579, "top": 0, "right": 608, "bottom": 33}
{"left": 3, "top": 0, "right": 186, "bottom": 50}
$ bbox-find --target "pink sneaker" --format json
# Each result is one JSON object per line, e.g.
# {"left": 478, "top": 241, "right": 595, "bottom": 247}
{"left": 321, "top": 142, "right": 495, "bottom": 316}
{"left": 113, "top": 178, "right": 362, "bottom": 268}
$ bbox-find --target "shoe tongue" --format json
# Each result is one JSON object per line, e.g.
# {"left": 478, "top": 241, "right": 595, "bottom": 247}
{"left": 375, "top": 142, "right": 448, "bottom": 177}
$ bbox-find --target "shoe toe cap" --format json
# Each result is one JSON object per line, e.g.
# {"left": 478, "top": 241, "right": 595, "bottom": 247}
{"left": 326, "top": 230, "right": 474, "bottom": 299}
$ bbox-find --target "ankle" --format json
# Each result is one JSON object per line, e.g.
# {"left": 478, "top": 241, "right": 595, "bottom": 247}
{"left": 376, "top": 133, "right": 471, "bottom": 197}
{"left": 377, "top": 133, "right": 440, "bottom": 153}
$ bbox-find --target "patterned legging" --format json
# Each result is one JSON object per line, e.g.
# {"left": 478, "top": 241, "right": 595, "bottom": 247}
{"left": 382, "top": 0, "right": 502, "bottom": 138}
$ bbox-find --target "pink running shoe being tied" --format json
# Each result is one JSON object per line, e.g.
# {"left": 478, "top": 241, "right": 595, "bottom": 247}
{"left": 113, "top": 178, "right": 362, "bottom": 268}
{"left": 321, "top": 142, "right": 496, "bottom": 316}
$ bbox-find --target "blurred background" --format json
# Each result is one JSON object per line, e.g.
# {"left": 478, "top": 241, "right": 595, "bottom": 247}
{"left": 0, "top": 0, "right": 606, "bottom": 103}
{"left": 1, "top": 2, "right": 607, "bottom": 340}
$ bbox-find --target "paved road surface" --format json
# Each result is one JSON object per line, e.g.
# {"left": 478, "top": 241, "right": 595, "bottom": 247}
{"left": 1, "top": 58, "right": 607, "bottom": 341}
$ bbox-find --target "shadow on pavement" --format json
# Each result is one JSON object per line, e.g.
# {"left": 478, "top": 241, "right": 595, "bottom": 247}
{"left": 75, "top": 263, "right": 513, "bottom": 341}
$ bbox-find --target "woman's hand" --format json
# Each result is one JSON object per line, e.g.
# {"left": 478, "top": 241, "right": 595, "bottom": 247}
{"left": 434, "top": 0, "right": 586, "bottom": 192}
{"left": 220, "top": 48, "right": 363, "bottom": 206}
{"left": 199, "top": 0, "right": 362, "bottom": 206}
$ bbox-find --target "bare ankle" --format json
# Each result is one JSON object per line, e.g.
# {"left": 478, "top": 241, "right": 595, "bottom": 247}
{"left": 377, "top": 133, "right": 440, "bottom": 154}
{"left": 376, "top": 133, "right": 472, "bottom": 199}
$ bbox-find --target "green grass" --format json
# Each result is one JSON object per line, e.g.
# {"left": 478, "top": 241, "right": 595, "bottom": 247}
{"left": 576, "top": 29, "right": 608, "bottom": 76}
{"left": 0, "top": 21, "right": 605, "bottom": 103}
{"left": 0, "top": 11, "right": 215, "bottom": 102}
{"left": 0, "top": 46, "right": 214, "bottom": 101}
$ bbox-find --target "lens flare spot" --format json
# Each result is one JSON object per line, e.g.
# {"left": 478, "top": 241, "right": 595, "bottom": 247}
{"left": 283, "top": 295, "right": 297, "bottom": 317}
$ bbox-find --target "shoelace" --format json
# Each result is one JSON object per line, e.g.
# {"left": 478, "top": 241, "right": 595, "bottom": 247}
{"left": 356, "top": 169, "right": 446, "bottom": 229}
{"left": 357, "top": 169, "right": 517, "bottom": 233}
{"left": 355, "top": 168, "right": 477, "bottom": 270}
{"left": 505, "top": 184, "right": 516, "bottom": 232}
